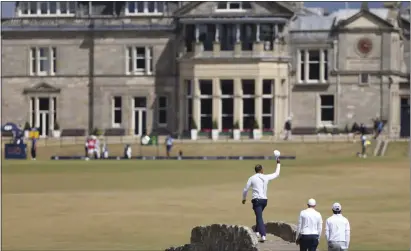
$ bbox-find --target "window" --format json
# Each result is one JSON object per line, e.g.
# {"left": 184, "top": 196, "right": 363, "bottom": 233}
{"left": 53, "top": 97, "right": 57, "bottom": 128}
{"left": 112, "top": 97, "right": 122, "bottom": 127}
{"left": 158, "top": 96, "right": 167, "bottom": 126}
{"left": 18, "top": 1, "right": 75, "bottom": 16}
{"left": 216, "top": 1, "right": 251, "bottom": 10}
{"left": 126, "top": 1, "right": 165, "bottom": 15}
{"left": 259, "top": 24, "right": 275, "bottom": 51}
{"left": 242, "top": 79, "right": 255, "bottom": 129}
{"left": 220, "top": 80, "right": 234, "bottom": 130}
{"left": 30, "top": 47, "right": 56, "bottom": 76}
{"left": 220, "top": 24, "right": 236, "bottom": 51}
{"left": 298, "top": 49, "right": 328, "bottom": 83}
{"left": 240, "top": 24, "right": 256, "bottom": 51}
{"left": 185, "top": 80, "right": 193, "bottom": 130}
{"left": 262, "top": 79, "right": 274, "bottom": 130}
{"left": 200, "top": 80, "right": 213, "bottom": 130}
{"left": 320, "top": 95, "right": 334, "bottom": 124}
{"left": 126, "top": 46, "right": 153, "bottom": 75}
{"left": 185, "top": 24, "right": 196, "bottom": 52}
{"left": 359, "top": 73, "right": 369, "bottom": 85}
{"left": 198, "top": 24, "right": 216, "bottom": 51}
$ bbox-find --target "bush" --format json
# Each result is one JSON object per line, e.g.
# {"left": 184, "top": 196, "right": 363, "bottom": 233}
{"left": 233, "top": 121, "right": 240, "bottom": 129}
{"left": 212, "top": 120, "right": 218, "bottom": 129}
{"left": 253, "top": 120, "right": 259, "bottom": 129}
{"left": 191, "top": 118, "right": 198, "bottom": 130}
{"left": 54, "top": 122, "right": 60, "bottom": 130}
{"left": 92, "top": 128, "right": 103, "bottom": 136}
{"left": 23, "top": 122, "right": 31, "bottom": 130}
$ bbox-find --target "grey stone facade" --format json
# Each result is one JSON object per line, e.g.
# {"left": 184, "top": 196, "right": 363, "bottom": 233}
{"left": 1, "top": 1, "right": 409, "bottom": 137}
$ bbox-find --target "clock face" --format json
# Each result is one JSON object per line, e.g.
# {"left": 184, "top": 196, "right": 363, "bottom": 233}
{"left": 357, "top": 38, "right": 373, "bottom": 54}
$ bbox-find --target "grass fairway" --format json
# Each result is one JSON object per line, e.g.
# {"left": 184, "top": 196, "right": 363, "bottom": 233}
{"left": 2, "top": 143, "right": 410, "bottom": 251}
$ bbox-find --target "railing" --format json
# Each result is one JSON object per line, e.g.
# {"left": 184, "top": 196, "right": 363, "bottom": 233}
{"left": 2, "top": 133, "right": 408, "bottom": 148}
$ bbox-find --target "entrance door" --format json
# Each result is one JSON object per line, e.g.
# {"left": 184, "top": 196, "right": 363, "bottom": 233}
{"left": 133, "top": 97, "right": 147, "bottom": 136}
{"left": 400, "top": 97, "right": 410, "bottom": 138}
{"left": 134, "top": 109, "right": 147, "bottom": 136}
{"left": 39, "top": 112, "right": 50, "bottom": 137}
{"left": 38, "top": 97, "right": 50, "bottom": 137}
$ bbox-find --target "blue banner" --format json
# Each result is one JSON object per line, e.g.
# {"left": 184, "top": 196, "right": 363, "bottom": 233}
{"left": 5, "top": 144, "right": 27, "bottom": 159}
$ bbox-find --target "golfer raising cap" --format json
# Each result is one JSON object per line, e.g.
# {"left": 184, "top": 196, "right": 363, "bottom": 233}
{"left": 325, "top": 203, "right": 351, "bottom": 251}
{"left": 242, "top": 156, "right": 281, "bottom": 242}
{"left": 296, "top": 198, "right": 323, "bottom": 251}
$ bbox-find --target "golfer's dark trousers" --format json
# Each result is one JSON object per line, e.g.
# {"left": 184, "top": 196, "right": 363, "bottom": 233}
{"left": 252, "top": 198, "right": 267, "bottom": 236}
{"left": 31, "top": 148, "right": 36, "bottom": 159}
{"left": 299, "top": 234, "right": 319, "bottom": 251}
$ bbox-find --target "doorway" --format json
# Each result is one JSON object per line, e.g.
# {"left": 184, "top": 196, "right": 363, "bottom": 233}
{"left": 132, "top": 97, "right": 147, "bottom": 136}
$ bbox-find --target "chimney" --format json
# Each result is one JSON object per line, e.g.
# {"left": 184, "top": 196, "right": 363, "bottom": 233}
{"left": 384, "top": 2, "right": 401, "bottom": 27}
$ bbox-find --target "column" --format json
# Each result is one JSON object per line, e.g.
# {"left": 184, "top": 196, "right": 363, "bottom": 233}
{"left": 274, "top": 78, "right": 283, "bottom": 136}
{"left": 256, "top": 24, "right": 260, "bottom": 42}
{"left": 178, "top": 78, "right": 185, "bottom": 134}
{"left": 49, "top": 97, "right": 54, "bottom": 133}
{"left": 35, "top": 97, "right": 40, "bottom": 128}
{"left": 213, "top": 24, "right": 221, "bottom": 56}
{"left": 28, "top": 96, "right": 32, "bottom": 128}
{"left": 212, "top": 78, "right": 221, "bottom": 130}
{"left": 195, "top": 24, "right": 199, "bottom": 42}
{"left": 255, "top": 78, "right": 263, "bottom": 131}
{"left": 389, "top": 80, "right": 400, "bottom": 137}
{"left": 274, "top": 24, "right": 279, "bottom": 36}
{"left": 234, "top": 24, "right": 242, "bottom": 56}
{"left": 304, "top": 50, "right": 309, "bottom": 82}
{"left": 234, "top": 78, "right": 242, "bottom": 130}
{"left": 193, "top": 78, "right": 201, "bottom": 130}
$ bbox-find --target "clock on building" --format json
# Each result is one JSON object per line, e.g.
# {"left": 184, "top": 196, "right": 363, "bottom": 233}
{"left": 357, "top": 38, "right": 373, "bottom": 55}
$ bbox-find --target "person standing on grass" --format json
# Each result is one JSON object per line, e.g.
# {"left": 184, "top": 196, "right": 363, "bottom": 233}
{"left": 242, "top": 157, "right": 281, "bottom": 242}
{"left": 325, "top": 203, "right": 350, "bottom": 251}
{"left": 296, "top": 198, "right": 323, "bottom": 251}
{"left": 165, "top": 134, "right": 174, "bottom": 157}
{"left": 30, "top": 136, "right": 37, "bottom": 160}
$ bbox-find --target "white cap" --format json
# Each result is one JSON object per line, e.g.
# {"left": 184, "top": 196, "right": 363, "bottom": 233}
{"left": 332, "top": 202, "right": 342, "bottom": 211}
{"left": 307, "top": 198, "right": 316, "bottom": 206}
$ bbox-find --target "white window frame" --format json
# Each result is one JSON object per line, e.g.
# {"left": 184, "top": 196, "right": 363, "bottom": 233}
{"left": 216, "top": 1, "right": 248, "bottom": 12}
{"left": 112, "top": 96, "right": 122, "bottom": 128}
{"left": 126, "top": 46, "right": 153, "bottom": 75}
{"left": 220, "top": 80, "right": 234, "bottom": 131}
{"left": 30, "top": 47, "right": 56, "bottom": 76}
{"left": 318, "top": 94, "right": 335, "bottom": 127}
{"left": 125, "top": 1, "right": 165, "bottom": 15}
{"left": 359, "top": 73, "right": 370, "bottom": 85}
{"left": 262, "top": 79, "right": 274, "bottom": 130}
{"left": 297, "top": 49, "right": 328, "bottom": 84}
{"left": 18, "top": 1, "right": 76, "bottom": 17}
{"left": 241, "top": 80, "right": 256, "bottom": 130}
{"left": 157, "top": 96, "right": 168, "bottom": 127}
{"left": 199, "top": 80, "right": 213, "bottom": 130}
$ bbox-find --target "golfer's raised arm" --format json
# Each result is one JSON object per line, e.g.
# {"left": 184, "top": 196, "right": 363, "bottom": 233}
{"left": 242, "top": 178, "right": 252, "bottom": 200}
{"left": 264, "top": 161, "right": 281, "bottom": 181}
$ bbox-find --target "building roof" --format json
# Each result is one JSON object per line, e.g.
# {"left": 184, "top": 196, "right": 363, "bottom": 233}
{"left": 289, "top": 8, "right": 392, "bottom": 31}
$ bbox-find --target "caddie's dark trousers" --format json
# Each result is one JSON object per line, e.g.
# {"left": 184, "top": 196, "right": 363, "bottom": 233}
{"left": 252, "top": 198, "right": 267, "bottom": 236}
{"left": 299, "top": 234, "right": 319, "bottom": 251}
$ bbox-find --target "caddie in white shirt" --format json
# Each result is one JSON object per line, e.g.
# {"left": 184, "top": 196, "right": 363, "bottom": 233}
{"left": 242, "top": 155, "right": 281, "bottom": 242}
{"left": 296, "top": 198, "right": 323, "bottom": 251}
{"left": 325, "top": 202, "right": 351, "bottom": 251}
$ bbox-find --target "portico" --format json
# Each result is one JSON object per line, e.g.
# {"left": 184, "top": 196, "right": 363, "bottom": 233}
{"left": 178, "top": 61, "right": 290, "bottom": 136}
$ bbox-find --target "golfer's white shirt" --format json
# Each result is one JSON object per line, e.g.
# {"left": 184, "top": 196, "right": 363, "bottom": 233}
{"left": 325, "top": 214, "right": 350, "bottom": 249}
{"left": 242, "top": 164, "right": 281, "bottom": 200}
{"left": 296, "top": 208, "right": 323, "bottom": 238}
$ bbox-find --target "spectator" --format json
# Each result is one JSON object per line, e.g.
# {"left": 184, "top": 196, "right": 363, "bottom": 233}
{"left": 30, "top": 136, "right": 37, "bottom": 160}
{"left": 124, "top": 144, "right": 131, "bottom": 159}
{"left": 283, "top": 117, "right": 292, "bottom": 140}
{"left": 374, "top": 119, "right": 384, "bottom": 139}
{"left": 165, "top": 134, "right": 174, "bottom": 157}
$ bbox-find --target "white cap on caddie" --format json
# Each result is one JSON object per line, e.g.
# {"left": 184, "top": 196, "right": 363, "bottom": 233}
{"left": 307, "top": 198, "right": 316, "bottom": 206}
{"left": 332, "top": 202, "right": 342, "bottom": 211}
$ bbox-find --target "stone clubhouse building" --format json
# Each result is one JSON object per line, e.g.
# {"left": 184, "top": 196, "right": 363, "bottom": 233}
{"left": 1, "top": 1, "right": 410, "bottom": 138}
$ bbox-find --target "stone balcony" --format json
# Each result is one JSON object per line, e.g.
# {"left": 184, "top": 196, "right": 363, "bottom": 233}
{"left": 178, "top": 40, "right": 291, "bottom": 61}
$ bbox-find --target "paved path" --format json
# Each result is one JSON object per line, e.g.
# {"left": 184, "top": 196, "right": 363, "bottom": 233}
{"left": 257, "top": 235, "right": 299, "bottom": 251}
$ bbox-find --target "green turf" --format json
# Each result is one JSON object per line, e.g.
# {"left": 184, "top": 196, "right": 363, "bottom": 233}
{"left": 2, "top": 146, "right": 409, "bottom": 251}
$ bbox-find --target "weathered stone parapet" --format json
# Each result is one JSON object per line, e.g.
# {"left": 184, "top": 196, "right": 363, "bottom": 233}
{"left": 252, "top": 221, "right": 297, "bottom": 242}
{"left": 166, "top": 222, "right": 298, "bottom": 251}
